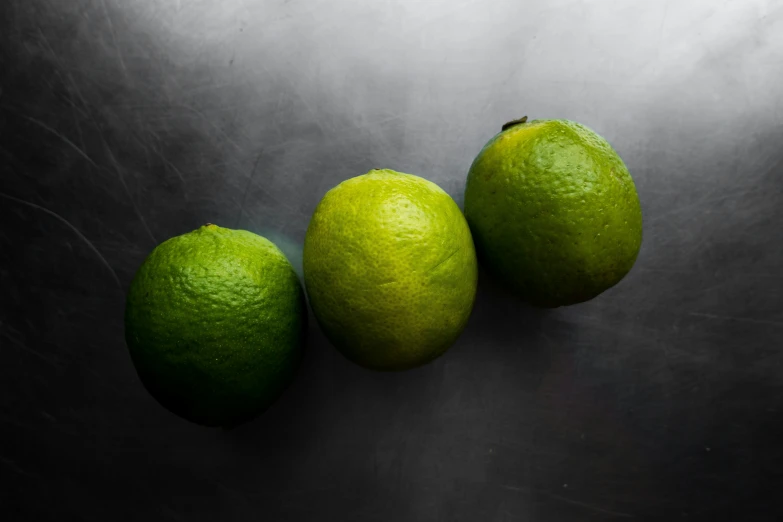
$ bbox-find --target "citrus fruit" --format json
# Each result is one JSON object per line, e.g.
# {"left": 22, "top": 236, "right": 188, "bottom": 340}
{"left": 303, "top": 169, "right": 478, "bottom": 371}
{"left": 124, "top": 224, "right": 306, "bottom": 427}
{"left": 464, "top": 117, "right": 643, "bottom": 307}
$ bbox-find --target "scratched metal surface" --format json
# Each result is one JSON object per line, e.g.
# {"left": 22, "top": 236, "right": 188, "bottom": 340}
{"left": 1, "top": 0, "right": 782, "bottom": 520}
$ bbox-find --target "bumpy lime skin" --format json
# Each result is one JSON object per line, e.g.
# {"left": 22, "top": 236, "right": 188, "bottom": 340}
{"left": 464, "top": 119, "right": 643, "bottom": 307}
{"left": 124, "top": 224, "right": 306, "bottom": 427}
{"left": 303, "top": 169, "right": 478, "bottom": 371}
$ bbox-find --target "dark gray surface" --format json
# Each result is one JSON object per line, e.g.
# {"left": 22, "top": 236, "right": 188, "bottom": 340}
{"left": 1, "top": 0, "right": 782, "bottom": 520}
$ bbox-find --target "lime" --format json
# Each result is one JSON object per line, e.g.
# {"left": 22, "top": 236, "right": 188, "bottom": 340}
{"left": 464, "top": 117, "right": 643, "bottom": 307}
{"left": 124, "top": 224, "right": 306, "bottom": 427}
{"left": 303, "top": 169, "right": 478, "bottom": 371}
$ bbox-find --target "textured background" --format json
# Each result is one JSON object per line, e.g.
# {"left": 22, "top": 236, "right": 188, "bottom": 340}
{"left": 1, "top": 0, "right": 782, "bottom": 520}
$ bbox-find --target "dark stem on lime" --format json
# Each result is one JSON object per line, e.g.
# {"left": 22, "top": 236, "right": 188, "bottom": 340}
{"left": 502, "top": 116, "right": 528, "bottom": 131}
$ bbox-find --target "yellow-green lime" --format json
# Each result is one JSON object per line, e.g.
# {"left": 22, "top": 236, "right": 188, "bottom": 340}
{"left": 124, "top": 224, "right": 306, "bottom": 427}
{"left": 303, "top": 169, "right": 478, "bottom": 371}
{"left": 464, "top": 117, "right": 643, "bottom": 307}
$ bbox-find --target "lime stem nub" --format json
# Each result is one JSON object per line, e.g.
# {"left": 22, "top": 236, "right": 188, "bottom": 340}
{"left": 502, "top": 116, "right": 528, "bottom": 131}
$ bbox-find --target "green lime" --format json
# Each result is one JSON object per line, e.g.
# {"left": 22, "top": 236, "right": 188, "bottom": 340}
{"left": 303, "top": 169, "right": 478, "bottom": 371}
{"left": 124, "top": 224, "right": 306, "bottom": 427}
{"left": 464, "top": 117, "right": 643, "bottom": 307}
